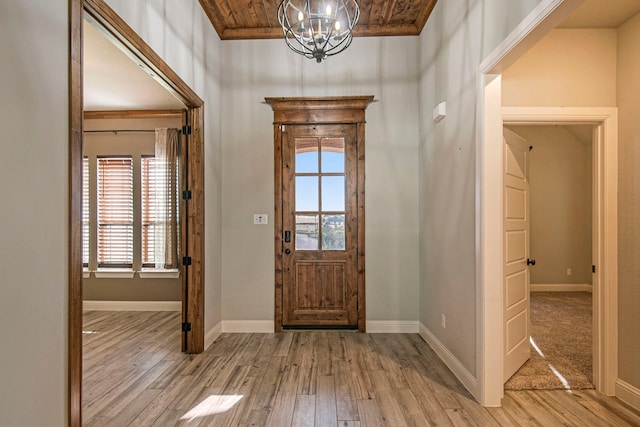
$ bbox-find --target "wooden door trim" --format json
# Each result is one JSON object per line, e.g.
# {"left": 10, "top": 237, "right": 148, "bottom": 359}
{"left": 69, "top": 2, "right": 83, "bottom": 425}
{"left": 266, "top": 96, "right": 373, "bottom": 333}
{"left": 70, "top": 1, "right": 205, "bottom": 424}
{"left": 356, "top": 122, "right": 367, "bottom": 332}
{"left": 83, "top": 110, "right": 184, "bottom": 120}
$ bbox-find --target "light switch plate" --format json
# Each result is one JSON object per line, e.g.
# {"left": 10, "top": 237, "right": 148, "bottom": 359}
{"left": 253, "top": 214, "right": 268, "bottom": 225}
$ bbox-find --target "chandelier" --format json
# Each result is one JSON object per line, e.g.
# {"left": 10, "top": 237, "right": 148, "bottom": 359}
{"left": 277, "top": 0, "right": 360, "bottom": 63}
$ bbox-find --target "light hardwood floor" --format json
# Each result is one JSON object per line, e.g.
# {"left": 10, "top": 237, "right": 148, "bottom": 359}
{"left": 82, "top": 311, "right": 640, "bottom": 426}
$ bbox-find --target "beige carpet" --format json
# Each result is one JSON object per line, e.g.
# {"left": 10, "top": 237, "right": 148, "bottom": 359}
{"left": 504, "top": 291, "right": 594, "bottom": 391}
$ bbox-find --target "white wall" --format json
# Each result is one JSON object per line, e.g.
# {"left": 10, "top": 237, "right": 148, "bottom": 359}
{"left": 0, "top": 1, "right": 68, "bottom": 423}
{"left": 617, "top": 11, "right": 640, "bottom": 394}
{"left": 502, "top": 29, "right": 617, "bottom": 107}
{"left": 104, "top": 0, "right": 224, "bottom": 331}
{"left": 418, "top": 0, "right": 543, "bottom": 379}
{"left": 220, "top": 37, "right": 421, "bottom": 323}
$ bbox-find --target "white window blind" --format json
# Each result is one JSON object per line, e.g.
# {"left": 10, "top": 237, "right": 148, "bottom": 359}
{"left": 82, "top": 157, "right": 89, "bottom": 266}
{"left": 141, "top": 157, "right": 157, "bottom": 266}
{"left": 97, "top": 157, "right": 133, "bottom": 267}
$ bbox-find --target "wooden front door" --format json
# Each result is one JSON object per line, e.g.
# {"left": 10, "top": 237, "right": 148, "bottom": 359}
{"left": 281, "top": 124, "right": 359, "bottom": 328}
{"left": 267, "top": 96, "right": 372, "bottom": 332}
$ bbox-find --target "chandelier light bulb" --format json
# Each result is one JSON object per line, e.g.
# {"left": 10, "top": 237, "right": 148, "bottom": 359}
{"left": 326, "top": 5, "right": 332, "bottom": 15}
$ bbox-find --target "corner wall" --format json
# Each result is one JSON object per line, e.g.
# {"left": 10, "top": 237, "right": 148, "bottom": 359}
{"left": 418, "top": 0, "right": 543, "bottom": 383}
{"left": 616, "top": 11, "right": 640, "bottom": 398}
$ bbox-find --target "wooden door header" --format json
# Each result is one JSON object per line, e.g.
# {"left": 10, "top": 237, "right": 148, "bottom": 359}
{"left": 264, "top": 96, "right": 375, "bottom": 125}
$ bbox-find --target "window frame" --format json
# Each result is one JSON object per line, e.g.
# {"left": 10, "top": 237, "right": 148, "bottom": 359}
{"left": 140, "top": 155, "right": 158, "bottom": 268}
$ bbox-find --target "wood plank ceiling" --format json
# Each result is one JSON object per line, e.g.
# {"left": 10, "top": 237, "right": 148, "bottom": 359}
{"left": 198, "top": 0, "right": 438, "bottom": 40}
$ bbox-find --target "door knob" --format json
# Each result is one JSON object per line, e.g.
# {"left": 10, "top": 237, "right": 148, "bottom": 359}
{"left": 527, "top": 258, "right": 536, "bottom": 266}
{"left": 285, "top": 248, "right": 291, "bottom": 255}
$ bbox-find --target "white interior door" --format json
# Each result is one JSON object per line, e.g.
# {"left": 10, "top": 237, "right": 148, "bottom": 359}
{"left": 503, "top": 128, "right": 531, "bottom": 382}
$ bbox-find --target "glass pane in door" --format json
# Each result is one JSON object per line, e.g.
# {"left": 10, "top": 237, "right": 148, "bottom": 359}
{"left": 321, "top": 176, "right": 345, "bottom": 212}
{"left": 296, "top": 137, "right": 319, "bottom": 173}
{"left": 296, "top": 214, "right": 319, "bottom": 250}
{"left": 321, "top": 138, "right": 345, "bottom": 173}
{"left": 322, "top": 214, "right": 345, "bottom": 250}
{"left": 296, "top": 176, "right": 318, "bottom": 211}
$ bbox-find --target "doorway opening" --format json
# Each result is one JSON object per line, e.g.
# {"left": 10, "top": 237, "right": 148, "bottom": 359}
{"left": 498, "top": 109, "right": 617, "bottom": 398}
{"left": 478, "top": 94, "right": 618, "bottom": 406}
{"left": 476, "top": 0, "right": 619, "bottom": 406}
{"left": 70, "top": 0, "right": 206, "bottom": 424}
{"left": 503, "top": 123, "right": 595, "bottom": 390}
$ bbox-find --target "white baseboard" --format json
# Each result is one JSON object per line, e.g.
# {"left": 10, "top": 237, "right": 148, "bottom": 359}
{"left": 531, "top": 283, "right": 592, "bottom": 292}
{"left": 366, "top": 320, "right": 419, "bottom": 333}
{"left": 83, "top": 300, "right": 181, "bottom": 311}
{"left": 419, "top": 322, "right": 479, "bottom": 399}
{"left": 222, "top": 320, "right": 274, "bottom": 333}
{"left": 205, "top": 321, "right": 222, "bottom": 350}
{"left": 616, "top": 379, "right": 640, "bottom": 412}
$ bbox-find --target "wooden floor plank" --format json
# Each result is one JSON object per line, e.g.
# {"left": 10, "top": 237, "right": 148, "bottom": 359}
{"left": 334, "top": 360, "right": 360, "bottom": 421}
{"left": 357, "top": 398, "right": 386, "bottom": 426}
{"left": 292, "top": 394, "right": 316, "bottom": 427}
{"left": 534, "top": 390, "right": 611, "bottom": 427}
{"left": 579, "top": 397, "right": 640, "bottom": 427}
{"left": 249, "top": 355, "right": 285, "bottom": 412}
{"left": 402, "top": 369, "right": 455, "bottom": 426}
{"left": 315, "top": 375, "right": 337, "bottom": 426}
{"left": 376, "top": 389, "right": 410, "bottom": 426}
{"left": 82, "top": 311, "right": 640, "bottom": 426}
{"left": 265, "top": 364, "right": 298, "bottom": 426}
{"left": 128, "top": 375, "right": 194, "bottom": 426}
{"left": 487, "top": 393, "right": 540, "bottom": 427}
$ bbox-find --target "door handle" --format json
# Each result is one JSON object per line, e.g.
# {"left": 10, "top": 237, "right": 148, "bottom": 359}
{"left": 284, "top": 230, "right": 291, "bottom": 243}
{"left": 527, "top": 258, "right": 536, "bottom": 266}
{"left": 285, "top": 248, "right": 291, "bottom": 255}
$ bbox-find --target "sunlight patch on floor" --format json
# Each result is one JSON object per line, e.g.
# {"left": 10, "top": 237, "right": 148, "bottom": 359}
{"left": 530, "top": 336, "right": 545, "bottom": 357}
{"left": 180, "top": 395, "right": 243, "bottom": 421}
{"left": 548, "top": 364, "right": 573, "bottom": 392}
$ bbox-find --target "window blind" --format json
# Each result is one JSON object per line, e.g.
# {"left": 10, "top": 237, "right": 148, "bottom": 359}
{"left": 82, "top": 157, "right": 89, "bottom": 266}
{"left": 97, "top": 157, "right": 133, "bottom": 267}
{"left": 141, "top": 156, "right": 157, "bottom": 266}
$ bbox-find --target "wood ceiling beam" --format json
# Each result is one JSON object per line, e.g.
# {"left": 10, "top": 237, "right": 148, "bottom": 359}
{"left": 353, "top": 23, "right": 421, "bottom": 37}
{"left": 221, "top": 26, "right": 283, "bottom": 40}
{"left": 220, "top": 23, "right": 422, "bottom": 40}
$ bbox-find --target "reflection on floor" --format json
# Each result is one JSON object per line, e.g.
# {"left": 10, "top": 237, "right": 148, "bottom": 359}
{"left": 505, "top": 291, "right": 593, "bottom": 390}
